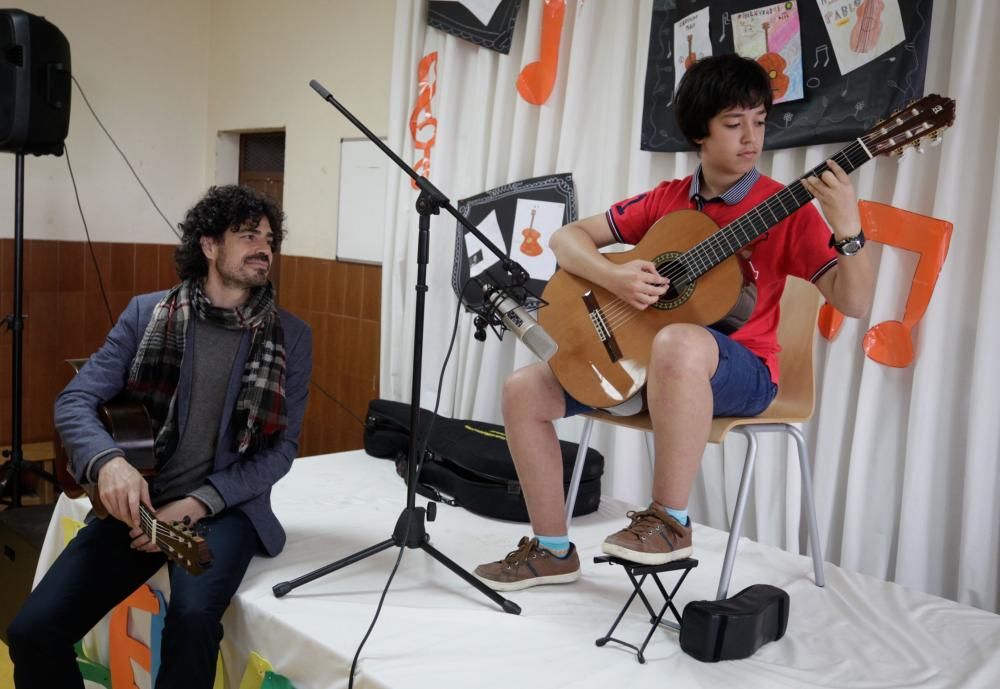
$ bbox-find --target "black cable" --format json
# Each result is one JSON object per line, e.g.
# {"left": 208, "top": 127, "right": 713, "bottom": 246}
{"left": 310, "top": 381, "right": 367, "bottom": 428}
{"left": 64, "top": 145, "right": 115, "bottom": 327}
{"left": 71, "top": 75, "right": 181, "bottom": 240}
{"left": 347, "top": 279, "right": 471, "bottom": 689}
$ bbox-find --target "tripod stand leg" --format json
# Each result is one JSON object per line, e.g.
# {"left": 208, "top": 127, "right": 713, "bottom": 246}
{"left": 272, "top": 538, "right": 396, "bottom": 598}
{"left": 420, "top": 540, "right": 521, "bottom": 615}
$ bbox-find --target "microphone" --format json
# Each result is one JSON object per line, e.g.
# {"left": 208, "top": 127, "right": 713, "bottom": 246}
{"left": 485, "top": 288, "right": 559, "bottom": 362}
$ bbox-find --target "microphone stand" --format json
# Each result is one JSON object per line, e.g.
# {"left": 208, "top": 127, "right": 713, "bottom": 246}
{"left": 271, "top": 81, "right": 521, "bottom": 615}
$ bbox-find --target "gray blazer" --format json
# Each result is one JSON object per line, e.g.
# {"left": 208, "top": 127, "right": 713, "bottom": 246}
{"left": 55, "top": 291, "right": 313, "bottom": 556}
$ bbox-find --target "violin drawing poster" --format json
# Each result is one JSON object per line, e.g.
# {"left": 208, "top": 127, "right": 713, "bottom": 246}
{"left": 733, "top": 1, "right": 804, "bottom": 104}
{"left": 452, "top": 173, "right": 577, "bottom": 311}
{"left": 511, "top": 198, "right": 564, "bottom": 280}
{"left": 816, "top": 0, "right": 904, "bottom": 75}
{"left": 673, "top": 6, "right": 712, "bottom": 90}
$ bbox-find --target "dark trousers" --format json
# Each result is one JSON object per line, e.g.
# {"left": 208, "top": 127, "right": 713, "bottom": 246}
{"left": 7, "top": 508, "right": 259, "bottom": 689}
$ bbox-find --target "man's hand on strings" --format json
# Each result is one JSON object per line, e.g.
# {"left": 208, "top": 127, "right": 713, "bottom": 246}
{"left": 98, "top": 456, "right": 152, "bottom": 529}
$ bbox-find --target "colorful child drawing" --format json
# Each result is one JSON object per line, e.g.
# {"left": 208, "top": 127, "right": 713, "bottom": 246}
{"left": 733, "top": 1, "right": 804, "bottom": 104}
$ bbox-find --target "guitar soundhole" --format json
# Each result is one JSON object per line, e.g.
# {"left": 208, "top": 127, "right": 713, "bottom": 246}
{"left": 652, "top": 253, "right": 695, "bottom": 311}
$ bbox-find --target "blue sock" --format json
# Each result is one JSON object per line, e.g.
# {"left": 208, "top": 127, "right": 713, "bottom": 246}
{"left": 535, "top": 534, "right": 570, "bottom": 557}
{"left": 660, "top": 505, "right": 689, "bottom": 527}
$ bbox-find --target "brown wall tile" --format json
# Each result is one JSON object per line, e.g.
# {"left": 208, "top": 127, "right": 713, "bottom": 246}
{"left": 110, "top": 243, "right": 136, "bottom": 293}
{"left": 135, "top": 244, "right": 160, "bottom": 294}
{"left": 25, "top": 240, "right": 59, "bottom": 292}
{"left": 4, "top": 241, "right": 382, "bottom": 465}
{"left": 57, "top": 242, "right": 86, "bottom": 291}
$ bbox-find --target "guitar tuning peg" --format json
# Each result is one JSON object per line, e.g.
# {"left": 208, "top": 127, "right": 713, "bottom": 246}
{"left": 930, "top": 133, "right": 943, "bottom": 147}
{"left": 893, "top": 149, "right": 906, "bottom": 162}
{"left": 913, "top": 142, "right": 925, "bottom": 154}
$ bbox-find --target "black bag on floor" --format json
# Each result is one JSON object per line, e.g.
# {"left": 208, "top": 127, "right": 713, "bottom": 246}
{"left": 363, "top": 398, "right": 604, "bottom": 522}
{"left": 679, "top": 585, "right": 790, "bottom": 662}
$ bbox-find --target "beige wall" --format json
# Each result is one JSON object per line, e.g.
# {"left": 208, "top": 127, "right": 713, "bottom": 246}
{"left": 1, "top": 0, "right": 397, "bottom": 261}
{"left": 207, "top": 0, "right": 396, "bottom": 259}
{"left": 0, "top": 1, "right": 211, "bottom": 244}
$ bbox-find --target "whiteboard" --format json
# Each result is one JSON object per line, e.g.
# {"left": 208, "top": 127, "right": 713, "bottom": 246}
{"left": 336, "top": 137, "right": 388, "bottom": 264}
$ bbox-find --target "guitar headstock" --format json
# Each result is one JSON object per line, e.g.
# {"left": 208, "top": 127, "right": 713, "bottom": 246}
{"left": 865, "top": 94, "right": 956, "bottom": 158}
{"left": 141, "top": 507, "right": 213, "bottom": 576}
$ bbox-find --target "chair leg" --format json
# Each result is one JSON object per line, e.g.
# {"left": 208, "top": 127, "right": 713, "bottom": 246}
{"left": 787, "top": 423, "right": 825, "bottom": 588}
{"left": 717, "top": 428, "right": 758, "bottom": 600}
{"left": 565, "top": 417, "right": 595, "bottom": 529}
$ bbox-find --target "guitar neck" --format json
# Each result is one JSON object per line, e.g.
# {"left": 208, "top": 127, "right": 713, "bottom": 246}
{"left": 684, "top": 138, "right": 874, "bottom": 280}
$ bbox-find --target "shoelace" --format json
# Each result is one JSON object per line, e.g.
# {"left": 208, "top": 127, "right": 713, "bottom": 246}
{"left": 501, "top": 537, "right": 544, "bottom": 568}
{"left": 622, "top": 508, "right": 676, "bottom": 537}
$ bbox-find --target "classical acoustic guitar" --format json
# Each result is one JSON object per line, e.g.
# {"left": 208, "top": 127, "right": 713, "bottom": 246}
{"left": 539, "top": 94, "right": 956, "bottom": 409}
{"left": 55, "top": 360, "right": 213, "bottom": 576}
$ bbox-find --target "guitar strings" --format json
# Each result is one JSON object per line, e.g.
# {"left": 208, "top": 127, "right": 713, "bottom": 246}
{"left": 138, "top": 504, "right": 184, "bottom": 542}
{"left": 591, "top": 134, "right": 880, "bottom": 333}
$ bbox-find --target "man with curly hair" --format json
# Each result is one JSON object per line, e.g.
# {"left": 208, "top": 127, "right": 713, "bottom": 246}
{"left": 7, "top": 185, "right": 312, "bottom": 689}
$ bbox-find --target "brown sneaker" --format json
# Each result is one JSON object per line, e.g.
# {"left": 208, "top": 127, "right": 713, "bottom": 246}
{"left": 474, "top": 537, "right": 581, "bottom": 591}
{"left": 601, "top": 506, "right": 693, "bottom": 565}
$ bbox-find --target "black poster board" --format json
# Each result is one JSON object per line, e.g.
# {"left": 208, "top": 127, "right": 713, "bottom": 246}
{"left": 451, "top": 173, "right": 577, "bottom": 309}
{"left": 428, "top": 0, "right": 524, "bottom": 54}
{"left": 641, "top": 0, "right": 933, "bottom": 152}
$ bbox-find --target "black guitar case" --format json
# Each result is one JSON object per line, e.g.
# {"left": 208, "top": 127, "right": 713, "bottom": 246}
{"left": 363, "top": 398, "right": 604, "bottom": 522}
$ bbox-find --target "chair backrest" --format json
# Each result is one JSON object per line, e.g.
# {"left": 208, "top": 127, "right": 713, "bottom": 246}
{"left": 762, "top": 275, "right": 823, "bottom": 421}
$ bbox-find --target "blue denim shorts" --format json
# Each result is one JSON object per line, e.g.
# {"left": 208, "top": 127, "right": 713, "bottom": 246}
{"left": 563, "top": 327, "right": 778, "bottom": 418}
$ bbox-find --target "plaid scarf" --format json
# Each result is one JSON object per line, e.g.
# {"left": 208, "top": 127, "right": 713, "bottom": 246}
{"left": 127, "top": 280, "right": 287, "bottom": 456}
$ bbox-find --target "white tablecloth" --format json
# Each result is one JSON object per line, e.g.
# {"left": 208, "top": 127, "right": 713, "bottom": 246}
{"left": 36, "top": 451, "right": 1000, "bottom": 689}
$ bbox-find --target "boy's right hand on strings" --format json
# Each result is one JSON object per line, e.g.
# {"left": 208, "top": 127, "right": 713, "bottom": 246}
{"left": 608, "top": 259, "right": 669, "bottom": 310}
{"left": 97, "top": 456, "right": 152, "bottom": 529}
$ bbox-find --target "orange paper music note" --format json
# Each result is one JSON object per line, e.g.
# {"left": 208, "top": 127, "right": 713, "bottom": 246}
{"left": 818, "top": 201, "right": 953, "bottom": 368}
{"left": 517, "top": 0, "right": 566, "bottom": 105}
{"left": 409, "top": 52, "right": 439, "bottom": 189}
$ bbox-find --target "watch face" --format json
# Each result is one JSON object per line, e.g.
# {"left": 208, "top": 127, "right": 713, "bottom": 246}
{"left": 841, "top": 239, "right": 862, "bottom": 256}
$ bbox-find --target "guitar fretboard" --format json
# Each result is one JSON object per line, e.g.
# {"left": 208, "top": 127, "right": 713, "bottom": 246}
{"left": 676, "top": 138, "right": 874, "bottom": 281}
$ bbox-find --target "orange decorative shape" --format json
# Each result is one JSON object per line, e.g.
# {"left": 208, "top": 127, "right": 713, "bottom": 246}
{"left": 409, "top": 52, "right": 439, "bottom": 189}
{"left": 818, "top": 301, "right": 845, "bottom": 340}
{"left": 517, "top": 0, "right": 566, "bottom": 105}
{"left": 109, "top": 584, "right": 160, "bottom": 689}
{"left": 860, "top": 200, "right": 953, "bottom": 367}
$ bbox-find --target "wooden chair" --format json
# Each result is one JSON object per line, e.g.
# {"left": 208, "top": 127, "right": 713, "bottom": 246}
{"left": 564, "top": 275, "right": 825, "bottom": 599}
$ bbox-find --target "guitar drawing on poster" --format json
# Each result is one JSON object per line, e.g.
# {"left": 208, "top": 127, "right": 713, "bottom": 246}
{"left": 817, "top": 0, "right": 904, "bottom": 74}
{"left": 673, "top": 6, "right": 711, "bottom": 90}
{"left": 733, "top": 1, "right": 804, "bottom": 104}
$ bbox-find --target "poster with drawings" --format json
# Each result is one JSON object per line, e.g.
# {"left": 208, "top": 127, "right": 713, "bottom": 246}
{"left": 816, "top": 0, "right": 905, "bottom": 75}
{"left": 640, "top": 0, "right": 932, "bottom": 152}
{"left": 733, "top": 1, "right": 804, "bottom": 103}
{"left": 673, "top": 6, "right": 713, "bottom": 90}
{"left": 452, "top": 174, "right": 577, "bottom": 310}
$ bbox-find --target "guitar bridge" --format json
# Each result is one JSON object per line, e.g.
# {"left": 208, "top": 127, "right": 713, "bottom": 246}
{"left": 583, "top": 291, "right": 622, "bottom": 363}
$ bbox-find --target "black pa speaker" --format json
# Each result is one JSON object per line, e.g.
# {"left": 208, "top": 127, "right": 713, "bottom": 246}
{"left": 0, "top": 8, "right": 71, "bottom": 156}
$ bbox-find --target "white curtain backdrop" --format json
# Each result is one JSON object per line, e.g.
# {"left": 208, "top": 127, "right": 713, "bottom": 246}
{"left": 379, "top": 0, "right": 1000, "bottom": 612}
